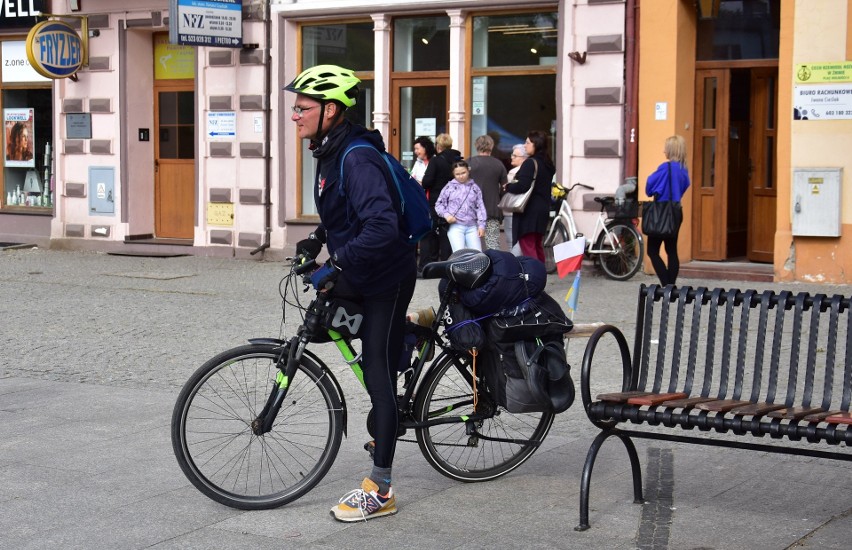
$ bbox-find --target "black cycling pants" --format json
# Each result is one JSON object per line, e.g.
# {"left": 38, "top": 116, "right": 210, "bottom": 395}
{"left": 359, "top": 273, "right": 416, "bottom": 469}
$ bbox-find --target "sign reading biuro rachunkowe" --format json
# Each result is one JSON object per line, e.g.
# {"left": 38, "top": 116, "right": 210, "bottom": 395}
{"left": 25, "top": 20, "right": 84, "bottom": 79}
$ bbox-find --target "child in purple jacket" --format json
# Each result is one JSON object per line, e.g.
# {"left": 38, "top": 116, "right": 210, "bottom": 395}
{"left": 435, "top": 161, "right": 487, "bottom": 251}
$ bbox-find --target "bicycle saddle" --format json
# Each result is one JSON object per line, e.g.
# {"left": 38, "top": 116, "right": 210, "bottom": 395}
{"left": 594, "top": 196, "right": 616, "bottom": 207}
{"left": 421, "top": 249, "right": 493, "bottom": 289}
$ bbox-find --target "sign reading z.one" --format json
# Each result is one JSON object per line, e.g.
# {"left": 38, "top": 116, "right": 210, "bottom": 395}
{"left": 25, "top": 20, "right": 83, "bottom": 79}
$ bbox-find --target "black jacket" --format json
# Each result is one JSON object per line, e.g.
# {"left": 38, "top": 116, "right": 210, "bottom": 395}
{"left": 505, "top": 153, "right": 555, "bottom": 241}
{"left": 314, "top": 120, "right": 416, "bottom": 294}
{"left": 422, "top": 147, "right": 462, "bottom": 210}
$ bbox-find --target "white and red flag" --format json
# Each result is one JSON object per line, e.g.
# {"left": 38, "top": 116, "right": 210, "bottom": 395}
{"left": 553, "top": 237, "right": 585, "bottom": 278}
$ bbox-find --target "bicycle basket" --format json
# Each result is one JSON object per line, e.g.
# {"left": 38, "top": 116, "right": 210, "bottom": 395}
{"left": 604, "top": 198, "right": 639, "bottom": 219}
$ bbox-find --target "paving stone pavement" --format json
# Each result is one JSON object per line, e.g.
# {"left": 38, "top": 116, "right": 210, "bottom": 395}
{"left": 0, "top": 248, "right": 850, "bottom": 549}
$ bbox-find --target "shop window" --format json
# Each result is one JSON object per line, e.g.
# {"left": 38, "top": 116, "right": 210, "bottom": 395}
{"left": 2, "top": 88, "right": 52, "bottom": 210}
{"left": 298, "top": 21, "right": 375, "bottom": 217}
{"left": 470, "top": 12, "right": 557, "bottom": 165}
{"left": 393, "top": 16, "right": 450, "bottom": 72}
{"left": 472, "top": 13, "right": 558, "bottom": 68}
{"left": 469, "top": 74, "right": 556, "bottom": 165}
{"left": 697, "top": 0, "right": 780, "bottom": 61}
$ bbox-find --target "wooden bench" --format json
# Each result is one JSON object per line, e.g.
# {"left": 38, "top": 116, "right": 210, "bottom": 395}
{"left": 576, "top": 284, "right": 852, "bottom": 531}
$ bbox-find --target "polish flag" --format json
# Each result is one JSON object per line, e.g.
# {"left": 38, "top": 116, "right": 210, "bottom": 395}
{"left": 553, "top": 237, "right": 585, "bottom": 278}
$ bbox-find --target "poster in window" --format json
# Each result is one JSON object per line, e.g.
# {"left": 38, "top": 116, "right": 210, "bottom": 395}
{"left": 4, "top": 108, "right": 35, "bottom": 168}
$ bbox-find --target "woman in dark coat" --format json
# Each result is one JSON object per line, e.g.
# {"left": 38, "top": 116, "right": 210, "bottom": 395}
{"left": 502, "top": 130, "right": 555, "bottom": 261}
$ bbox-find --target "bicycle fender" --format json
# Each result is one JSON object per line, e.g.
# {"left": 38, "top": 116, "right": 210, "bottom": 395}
{"left": 248, "top": 337, "right": 286, "bottom": 346}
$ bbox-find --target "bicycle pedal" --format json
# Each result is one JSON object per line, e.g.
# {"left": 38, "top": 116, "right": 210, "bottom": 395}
{"left": 364, "top": 440, "right": 376, "bottom": 459}
{"left": 466, "top": 435, "right": 480, "bottom": 448}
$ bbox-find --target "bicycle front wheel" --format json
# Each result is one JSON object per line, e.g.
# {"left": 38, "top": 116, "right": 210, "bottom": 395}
{"left": 596, "top": 222, "right": 644, "bottom": 281}
{"left": 171, "top": 343, "right": 344, "bottom": 510}
{"left": 544, "top": 221, "right": 570, "bottom": 274}
{"left": 414, "top": 352, "right": 554, "bottom": 482}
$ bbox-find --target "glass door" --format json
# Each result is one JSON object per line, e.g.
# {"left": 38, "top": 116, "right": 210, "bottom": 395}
{"left": 391, "top": 78, "right": 447, "bottom": 169}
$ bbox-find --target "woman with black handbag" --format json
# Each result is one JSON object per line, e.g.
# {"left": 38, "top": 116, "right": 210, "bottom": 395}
{"left": 501, "top": 130, "right": 555, "bottom": 261}
{"left": 643, "top": 135, "right": 691, "bottom": 287}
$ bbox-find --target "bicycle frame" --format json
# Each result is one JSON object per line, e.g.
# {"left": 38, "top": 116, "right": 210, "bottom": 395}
{"left": 251, "top": 267, "right": 507, "bottom": 440}
{"left": 545, "top": 183, "right": 634, "bottom": 257}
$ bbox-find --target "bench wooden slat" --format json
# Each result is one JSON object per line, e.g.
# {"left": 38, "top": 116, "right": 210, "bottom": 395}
{"left": 627, "top": 392, "right": 688, "bottom": 406}
{"left": 596, "top": 391, "right": 652, "bottom": 403}
{"left": 729, "top": 402, "right": 786, "bottom": 416}
{"left": 766, "top": 406, "right": 824, "bottom": 420}
{"left": 802, "top": 410, "right": 845, "bottom": 422}
{"left": 824, "top": 412, "right": 852, "bottom": 424}
{"left": 660, "top": 396, "right": 717, "bottom": 408}
{"left": 694, "top": 399, "right": 751, "bottom": 412}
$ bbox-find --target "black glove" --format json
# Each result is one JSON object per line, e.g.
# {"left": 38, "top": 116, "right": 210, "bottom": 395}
{"left": 296, "top": 228, "right": 326, "bottom": 259}
{"left": 310, "top": 257, "right": 342, "bottom": 290}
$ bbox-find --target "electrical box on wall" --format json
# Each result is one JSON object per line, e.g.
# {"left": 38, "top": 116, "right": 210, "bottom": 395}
{"left": 89, "top": 167, "right": 115, "bottom": 215}
{"left": 792, "top": 168, "right": 842, "bottom": 237}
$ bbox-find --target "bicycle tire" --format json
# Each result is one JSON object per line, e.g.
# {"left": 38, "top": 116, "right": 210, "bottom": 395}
{"left": 413, "top": 351, "right": 554, "bottom": 482}
{"left": 544, "top": 222, "right": 570, "bottom": 274}
{"left": 171, "top": 343, "right": 344, "bottom": 510}
{"left": 596, "top": 222, "right": 644, "bottom": 281}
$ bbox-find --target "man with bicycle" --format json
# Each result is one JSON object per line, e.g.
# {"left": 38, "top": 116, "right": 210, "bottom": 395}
{"left": 287, "top": 65, "right": 417, "bottom": 521}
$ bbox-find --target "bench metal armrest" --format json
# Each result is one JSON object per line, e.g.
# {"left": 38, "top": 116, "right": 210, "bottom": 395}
{"left": 580, "top": 324, "right": 633, "bottom": 426}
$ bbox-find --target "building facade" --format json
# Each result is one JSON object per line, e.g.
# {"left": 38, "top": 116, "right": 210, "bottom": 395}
{"left": 639, "top": 0, "right": 852, "bottom": 283}
{"left": 4, "top": 1, "right": 850, "bottom": 283}
{"left": 0, "top": 0, "right": 630, "bottom": 260}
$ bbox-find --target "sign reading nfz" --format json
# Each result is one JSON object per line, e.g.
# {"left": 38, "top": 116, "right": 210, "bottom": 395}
{"left": 169, "top": 0, "right": 242, "bottom": 48}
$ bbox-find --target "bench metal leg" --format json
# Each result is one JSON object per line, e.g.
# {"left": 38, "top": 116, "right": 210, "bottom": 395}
{"left": 576, "top": 430, "right": 644, "bottom": 531}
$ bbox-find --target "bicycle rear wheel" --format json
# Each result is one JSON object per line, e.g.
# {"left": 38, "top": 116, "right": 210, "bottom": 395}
{"left": 596, "top": 222, "right": 644, "bottom": 281}
{"left": 544, "top": 222, "right": 570, "bottom": 274}
{"left": 413, "top": 351, "right": 554, "bottom": 481}
{"left": 171, "top": 343, "right": 344, "bottom": 510}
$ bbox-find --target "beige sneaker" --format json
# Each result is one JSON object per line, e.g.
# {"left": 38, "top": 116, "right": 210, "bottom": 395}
{"left": 330, "top": 478, "right": 397, "bottom": 522}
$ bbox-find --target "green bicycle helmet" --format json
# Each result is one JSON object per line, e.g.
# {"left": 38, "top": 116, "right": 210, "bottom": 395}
{"left": 284, "top": 64, "right": 360, "bottom": 108}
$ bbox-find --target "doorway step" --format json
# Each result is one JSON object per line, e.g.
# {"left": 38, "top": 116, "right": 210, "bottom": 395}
{"left": 679, "top": 260, "right": 773, "bottom": 283}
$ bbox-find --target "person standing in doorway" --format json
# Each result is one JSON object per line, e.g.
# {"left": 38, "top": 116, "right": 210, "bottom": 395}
{"left": 468, "top": 134, "right": 507, "bottom": 250}
{"left": 645, "top": 134, "right": 691, "bottom": 287}
{"left": 502, "top": 131, "right": 554, "bottom": 262}
{"left": 286, "top": 64, "right": 416, "bottom": 522}
{"left": 410, "top": 135, "right": 434, "bottom": 185}
{"left": 420, "top": 133, "right": 461, "bottom": 266}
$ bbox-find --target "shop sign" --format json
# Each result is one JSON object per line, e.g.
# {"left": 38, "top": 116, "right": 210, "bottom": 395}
{"left": 1, "top": 40, "right": 49, "bottom": 83}
{"left": 25, "top": 20, "right": 84, "bottom": 79}
{"left": 0, "top": 0, "right": 45, "bottom": 28}
{"left": 793, "top": 83, "right": 852, "bottom": 120}
{"left": 169, "top": 0, "right": 242, "bottom": 48}
{"left": 795, "top": 61, "right": 852, "bottom": 84}
{"left": 207, "top": 111, "right": 236, "bottom": 140}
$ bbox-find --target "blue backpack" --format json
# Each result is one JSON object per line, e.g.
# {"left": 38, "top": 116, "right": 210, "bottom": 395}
{"left": 339, "top": 140, "right": 432, "bottom": 244}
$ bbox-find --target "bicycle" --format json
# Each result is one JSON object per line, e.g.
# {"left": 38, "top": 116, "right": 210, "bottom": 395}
{"left": 542, "top": 182, "right": 644, "bottom": 281}
{"left": 171, "top": 253, "right": 555, "bottom": 510}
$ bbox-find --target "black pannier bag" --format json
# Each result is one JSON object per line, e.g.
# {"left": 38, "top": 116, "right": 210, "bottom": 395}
{"left": 480, "top": 335, "right": 575, "bottom": 414}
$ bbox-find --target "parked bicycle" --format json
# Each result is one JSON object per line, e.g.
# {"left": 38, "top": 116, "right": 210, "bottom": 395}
{"left": 543, "top": 182, "right": 644, "bottom": 281}
{"left": 171, "top": 253, "right": 555, "bottom": 510}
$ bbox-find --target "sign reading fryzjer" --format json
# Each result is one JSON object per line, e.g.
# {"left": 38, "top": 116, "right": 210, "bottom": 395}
{"left": 170, "top": 0, "right": 242, "bottom": 48}
{"left": 25, "top": 20, "right": 84, "bottom": 79}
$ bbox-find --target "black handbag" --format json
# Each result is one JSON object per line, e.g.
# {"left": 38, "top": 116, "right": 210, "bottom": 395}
{"left": 642, "top": 162, "right": 682, "bottom": 238}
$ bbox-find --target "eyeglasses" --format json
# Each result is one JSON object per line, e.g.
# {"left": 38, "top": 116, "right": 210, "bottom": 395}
{"left": 291, "top": 105, "right": 318, "bottom": 117}
{"left": 511, "top": 153, "right": 525, "bottom": 158}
